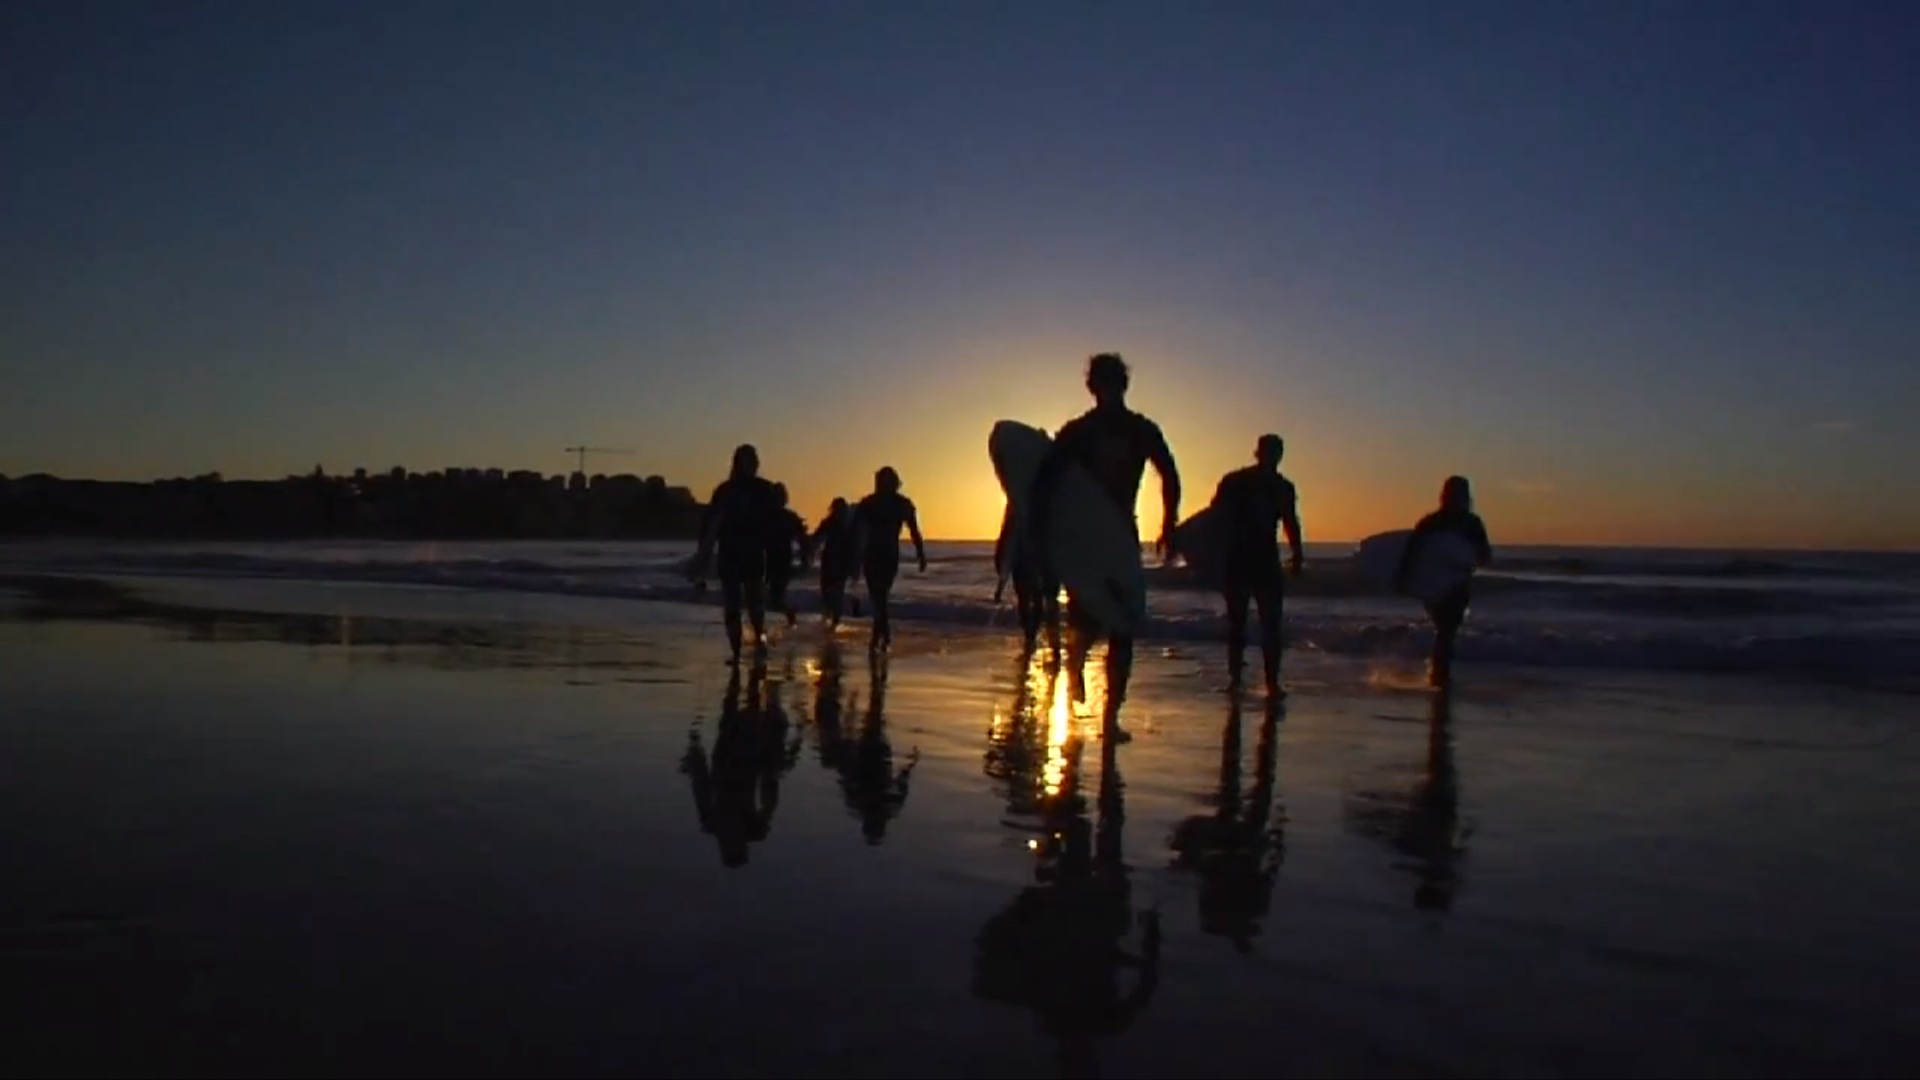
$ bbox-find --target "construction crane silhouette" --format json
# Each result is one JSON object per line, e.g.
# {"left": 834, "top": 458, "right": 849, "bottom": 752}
{"left": 563, "top": 446, "right": 634, "bottom": 475}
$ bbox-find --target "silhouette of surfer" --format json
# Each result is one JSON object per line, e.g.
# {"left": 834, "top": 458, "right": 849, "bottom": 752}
{"left": 995, "top": 500, "right": 1059, "bottom": 655}
{"left": 1392, "top": 475, "right": 1493, "bottom": 688}
{"left": 764, "top": 482, "right": 807, "bottom": 627}
{"left": 1029, "top": 352, "right": 1181, "bottom": 737}
{"left": 851, "top": 466, "right": 927, "bottom": 654}
{"left": 1209, "top": 434, "right": 1304, "bottom": 696}
{"left": 694, "top": 444, "right": 779, "bottom": 663}
{"left": 810, "top": 496, "right": 862, "bottom": 627}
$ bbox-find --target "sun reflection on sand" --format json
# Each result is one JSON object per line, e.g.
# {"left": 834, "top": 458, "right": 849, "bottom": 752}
{"left": 1040, "top": 647, "right": 1104, "bottom": 798}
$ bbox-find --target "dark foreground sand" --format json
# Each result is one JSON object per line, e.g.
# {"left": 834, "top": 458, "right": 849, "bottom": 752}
{"left": 1, "top": 576, "right": 1916, "bottom": 1078}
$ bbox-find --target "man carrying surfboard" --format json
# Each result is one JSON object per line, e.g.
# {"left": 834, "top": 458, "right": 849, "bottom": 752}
{"left": 1029, "top": 352, "right": 1182, "bottom": 734}
{"left": 693, "top": 443, "right": 780, "bottom": 664}
{"left": 1209, "top": 433, "right": 1304, "bottom": 696}
{"left": 1392, "top": 475, "right": 1493, "bottom": 688}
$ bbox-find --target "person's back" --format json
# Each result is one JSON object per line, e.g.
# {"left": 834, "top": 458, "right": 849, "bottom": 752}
{"left": 855, "top": 490, "right": 915, "bottom": 552}
{"left": 815, "top": 501, "right": 856, "bottom": 565}
{"left": 707, "top": 475, "right": 777, "bottom": 554}
{"left": 1213, "top": 464, "right": 1297, "bottom": 562}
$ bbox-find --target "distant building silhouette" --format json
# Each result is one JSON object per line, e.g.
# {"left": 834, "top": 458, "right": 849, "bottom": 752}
{"left": 0, "top": 465, "right": 704, "bottom": 540}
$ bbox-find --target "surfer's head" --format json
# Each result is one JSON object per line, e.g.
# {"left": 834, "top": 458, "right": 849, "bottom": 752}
{"left": 730, "top": 443, "right": 760, "bottom": 479}
{"left": 1085, "top": 352, "right": 1130, "bottom": 403}
{"left": 1440, "top": 475, "right": 1472, "bottom": 511}
{"left": 829, "top": 496, "right": 848, "bottom": 515}
{"left": 875, "top": 465, "right": 901, "bottom": 494}
{"left": 771, "top": 482, "right": 789, "bottom": 508}
{"left": 1255, "top": 433, "right": 1284, "bottom": 469}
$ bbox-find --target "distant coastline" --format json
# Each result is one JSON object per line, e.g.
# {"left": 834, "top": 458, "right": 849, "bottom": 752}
{"left": 0, "top": 467, "right": 707, "bottom": 541}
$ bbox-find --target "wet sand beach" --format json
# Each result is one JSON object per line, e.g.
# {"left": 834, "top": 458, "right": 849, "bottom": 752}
{"left": 2, "top": 576, "right": 1916, "bottom": 1078}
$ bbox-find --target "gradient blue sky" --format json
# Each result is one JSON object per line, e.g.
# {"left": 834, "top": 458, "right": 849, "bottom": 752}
{"left": 3, "top": 0, "right": 1915, "bottom": 547}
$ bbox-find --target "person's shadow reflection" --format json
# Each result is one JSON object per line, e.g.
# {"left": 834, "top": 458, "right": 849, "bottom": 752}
{"left": 1342, "top": 687, "right": 1469, "bottom": 911}
{"left": 838, "top": 652, "right": 918, "bottom": 845}
{"left": 810, "top": 638, "right": 851, "bottom": 773}
{"left": 1170, "top": 694, "right": 1288, "bottom": 952}
{"left": 974, "top": 679, "right": 1160, "bottom": 1079}
{"left": 680, "top": 660, "right": 797, "bottom": 868}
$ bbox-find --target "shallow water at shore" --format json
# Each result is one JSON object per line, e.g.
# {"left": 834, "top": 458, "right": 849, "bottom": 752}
{"left": 2, "top": 577, "right": 1916, "bottom": 1078}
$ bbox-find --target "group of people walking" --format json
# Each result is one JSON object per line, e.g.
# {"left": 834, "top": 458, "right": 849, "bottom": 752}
{"left": 692, "top": 444, "right": 926, "bottom": 661}
{"left": 692, "top": 352, "right": 1492, "bottom": 696}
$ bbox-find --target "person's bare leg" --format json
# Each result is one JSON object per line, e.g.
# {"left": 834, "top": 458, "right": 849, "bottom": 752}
{"left": 722, "top": 579, "right": 745, "bottom": 662}
{"left": 745, "top": 578, "right": 768, "bottom": 654}
{"left": 1105, "top": 633, "right": 1135, "bottom": 743}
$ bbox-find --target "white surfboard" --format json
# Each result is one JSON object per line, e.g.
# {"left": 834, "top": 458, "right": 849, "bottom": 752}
{"left": 988, "top": 419, "right": 1148, "bottom": 635}
{"left": 1352, "top": 528, "right": 1479, "bottom": 603}
{"left": 1170, "top": 504, "right": 1229, "bottom": 590}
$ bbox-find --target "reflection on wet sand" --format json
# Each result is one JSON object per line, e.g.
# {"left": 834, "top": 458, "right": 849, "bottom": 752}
{"left": 800, "top": 646, "right": 921, "bottom": 845}
{"left": 805, "top": 638, "right": 852, "bottom": 772}
{"left": 983, "top": 648, "right": 1068, "bottom": 821}
{"left": 1169, "top": 694, "right": 1289, "bottom": 952}
{"left": 974, "top": 648, "right": 1160, "bottom": 1078}
{"left": 680, "top": 661, "right": 803, "bottom": 867}
{"left": 2, "top": 574, "right": 679, "bottom": 678}
{"left": 1342, "top": 689, "right": 1470, "bottom": 911}
{"left": 838, "top": 653, "right": 919, "bottom": 844}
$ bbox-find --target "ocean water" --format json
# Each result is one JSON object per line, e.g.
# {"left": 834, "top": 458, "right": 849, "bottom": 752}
{"left": 2, "top": 536, "right": 1916, "bottom": 692}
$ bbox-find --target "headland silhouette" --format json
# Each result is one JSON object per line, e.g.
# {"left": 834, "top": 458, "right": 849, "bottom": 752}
{"left": 0, "top": 465, "right": 705, "bottom": 540}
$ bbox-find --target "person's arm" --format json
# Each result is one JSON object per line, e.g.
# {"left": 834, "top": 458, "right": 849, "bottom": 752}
{"left": 1147, "top": 423, "right": 1182, "bottom": 556}
{"left": 1280, "top": 480, "right": 1304, "bottom": 572}
{"left": 905, "top": 498, "right": 927, "bottom": 572}
{"left": 1469, "top": 514, "right": 1492, "bottom": 566}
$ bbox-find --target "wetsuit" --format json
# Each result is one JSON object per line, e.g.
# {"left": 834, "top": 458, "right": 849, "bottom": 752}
{"left": 764, "top": 507, "right": 806, "bottom": 625}
{"left": 1394, "top": 509, "right": 1492, "bottom": 686}
{"left": 1210, "top": 465, "right": 1302, "bottom": 690}
{"left": 1030, "top": 405, "right": 1179, "bottom": 711}
{"left": 700, "top": 475, "right": 777, "bottom": 657}
{"left": 853, "top": 491, "right": 921, "bottom": 650}
{"left": 812, "top": 508, "right": 858, "bottom": 626}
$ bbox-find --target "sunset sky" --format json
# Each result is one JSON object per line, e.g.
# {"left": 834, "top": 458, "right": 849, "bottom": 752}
{"left": 3, "top": 1, "right": 1915, "bottom": 549}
